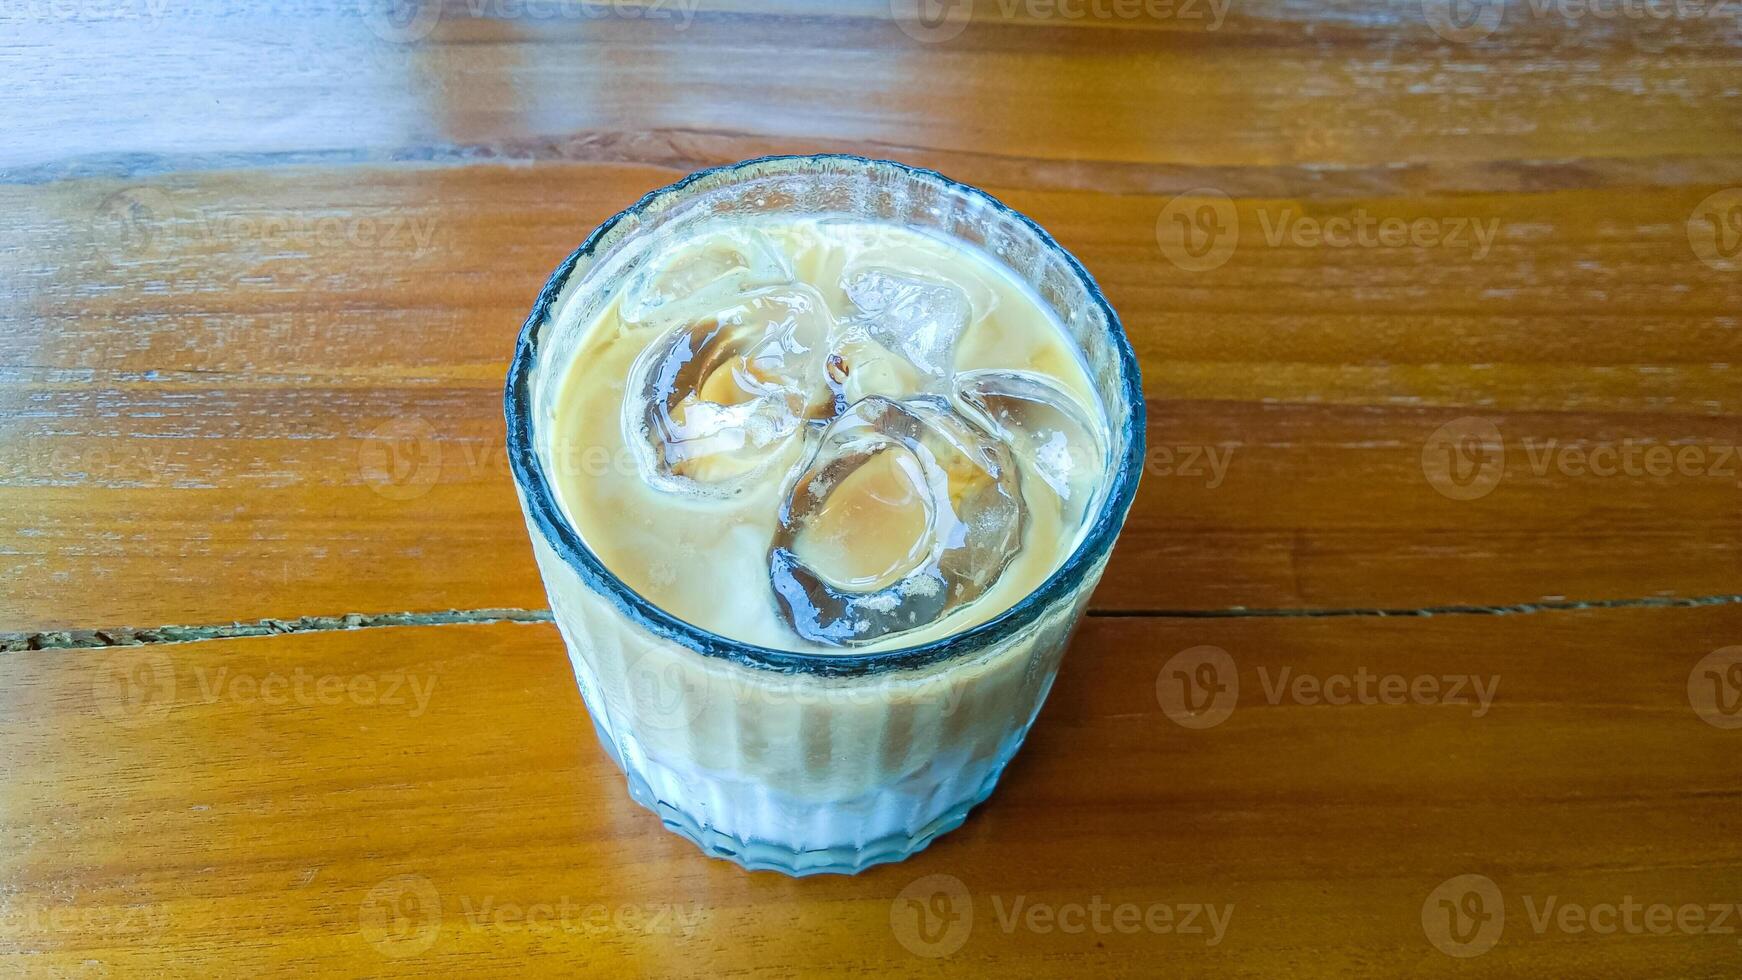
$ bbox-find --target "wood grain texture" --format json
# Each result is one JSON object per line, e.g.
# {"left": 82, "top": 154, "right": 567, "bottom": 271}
{"left": 3, "top": 163, "right": 1740, "bottom": 628}
{"left": 3, "top": 613, "right": 1741, "bottom": 976}
{"left": 5, "top": 0, "right": 1742, "bottom": 975}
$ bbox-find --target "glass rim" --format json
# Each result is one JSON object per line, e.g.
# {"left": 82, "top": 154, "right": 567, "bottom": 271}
{"left": 505, "top": 153, "right": 1146, "bottom": 678}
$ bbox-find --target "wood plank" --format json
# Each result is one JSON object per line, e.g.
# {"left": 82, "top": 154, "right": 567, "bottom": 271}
{"left": 2, "top": 610, "right": 1739, "bottom": 975}
{"left": 3, "top": 164, "right": 1739, "bottom": 629}
{"left": 7, "top": 2, "right": 1741, "bottom": 977}
{"left": 6, "top": 1, "right": 1741, "bottom": 178}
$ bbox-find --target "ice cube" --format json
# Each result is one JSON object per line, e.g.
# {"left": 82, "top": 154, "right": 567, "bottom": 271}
{"left": 620, "top": 227, "right": 792, "bottom": 330}
{"left": 769, "top": 395, "right": 1027, "bottom": 646}
{"left": 626, "top": 285, "right": 834, "bottom": 496}
{"left": 955, "top": 369, "right": 1107, "bottom": 533}
{"left": 840, "top": 266, "right": 975, "bottom": 386}
{"left": 821, "top": 324, "right": 929, "bottom": 413}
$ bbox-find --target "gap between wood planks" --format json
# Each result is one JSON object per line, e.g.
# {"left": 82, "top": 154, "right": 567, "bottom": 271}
{"left": 6, "top": 594, "right": 1742, "bottom": 652}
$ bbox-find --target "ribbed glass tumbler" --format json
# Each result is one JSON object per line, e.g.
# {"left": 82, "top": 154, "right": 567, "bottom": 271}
{"left": 506, "top": 155, "right": 1145, "bottom": 876}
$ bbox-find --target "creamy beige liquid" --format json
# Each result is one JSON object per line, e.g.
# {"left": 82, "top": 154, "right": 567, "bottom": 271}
{"left": 547, "top": 217, "right": 1107, "bottom": 654}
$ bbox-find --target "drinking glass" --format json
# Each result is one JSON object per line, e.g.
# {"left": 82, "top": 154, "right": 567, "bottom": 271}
{"left": 506, "top": 155, "right": 1145, "bottom": 875}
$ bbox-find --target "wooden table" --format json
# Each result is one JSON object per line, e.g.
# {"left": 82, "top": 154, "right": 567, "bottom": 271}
{"left": 4, "top": 1, "right": 1740, "bottom": 975}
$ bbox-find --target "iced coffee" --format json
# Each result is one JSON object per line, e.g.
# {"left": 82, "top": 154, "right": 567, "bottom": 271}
{"left": 549, "top": 218, "right": 1109, "bottom": 652}
{"left": 509, "top": 157, "right": 1142, "bottom": 875}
